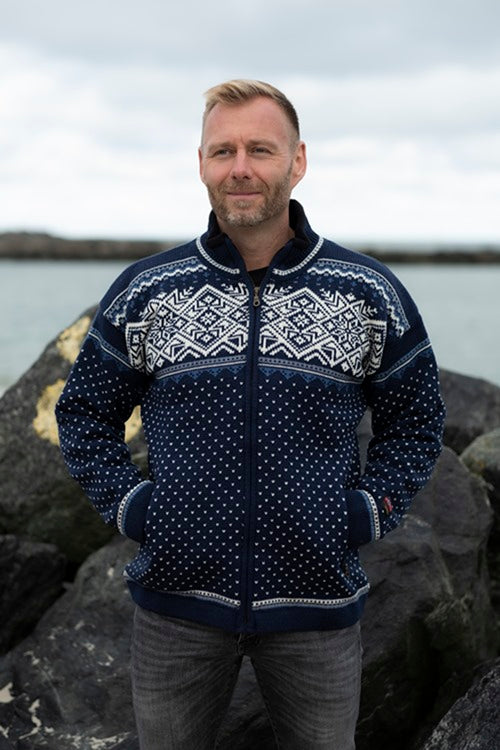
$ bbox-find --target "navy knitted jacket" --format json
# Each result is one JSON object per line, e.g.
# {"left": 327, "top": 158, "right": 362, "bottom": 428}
{"left": 56, "top": 201, "right": 445, "bottom": 634}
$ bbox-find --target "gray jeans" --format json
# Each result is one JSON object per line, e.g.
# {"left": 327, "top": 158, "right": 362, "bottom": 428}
{"left": 131, "top": 606, "right": 362, "bottom": 750}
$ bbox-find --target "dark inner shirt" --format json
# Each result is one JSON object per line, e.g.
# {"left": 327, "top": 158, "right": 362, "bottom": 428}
{"left": 248, "top": 267, "right": 268, "bottom": 287}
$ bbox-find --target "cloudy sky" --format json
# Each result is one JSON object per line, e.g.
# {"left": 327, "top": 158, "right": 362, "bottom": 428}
{"left": 1, "top": 0, "right": 499, "bottom": 243}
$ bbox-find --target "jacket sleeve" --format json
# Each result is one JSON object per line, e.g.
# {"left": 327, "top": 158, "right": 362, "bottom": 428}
{"left": 55, "top": 284, "right": 154, "bottom": 544}
{"left": 345, "top": 289, "right": 446, "bottom": 548}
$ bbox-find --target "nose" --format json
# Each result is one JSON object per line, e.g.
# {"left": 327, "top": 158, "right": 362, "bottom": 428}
{"left": 230, "top": 149, "right": 253, "bottom": 179}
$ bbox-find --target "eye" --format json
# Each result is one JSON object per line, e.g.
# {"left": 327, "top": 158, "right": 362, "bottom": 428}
{"left": 252, "top": 146, "right": 271, "bottom": 155}
{"left": 212, "top": 147, "right": 232, "bottom": 157}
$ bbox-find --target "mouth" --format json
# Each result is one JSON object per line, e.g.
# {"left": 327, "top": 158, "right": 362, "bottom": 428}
{"left": 226, "top": 191, "right": 260, "bottom": 198}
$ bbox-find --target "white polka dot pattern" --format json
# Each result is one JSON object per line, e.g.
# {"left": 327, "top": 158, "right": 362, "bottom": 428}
{"left": 126, "top": 372, "right": 247, "bottom": 600}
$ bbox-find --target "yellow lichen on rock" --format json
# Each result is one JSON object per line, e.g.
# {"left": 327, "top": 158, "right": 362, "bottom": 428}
{"left": 125, "top": 405, "right": 142, "bottom": 442}
{"left": 56, "top": 315, "right": 92, "bottom": 364}
{"left": 33, "top": 379, "right": 66, "bottom": 445}
{"left": 34, "top": 382, "right": 142, "bottom": 446}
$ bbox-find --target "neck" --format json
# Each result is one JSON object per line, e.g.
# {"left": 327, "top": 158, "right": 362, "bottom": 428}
{"left": 219, "top": 215, "right": 294, "bottom": 271}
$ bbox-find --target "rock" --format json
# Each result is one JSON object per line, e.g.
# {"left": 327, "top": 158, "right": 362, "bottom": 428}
{"left": 0, "top": 535, "right": 66, "bottom": 655}
{"left": 0, "top": 307, "right": 145, "bottom": 566}
{"left": 420, "top": 659, "right": 500, "bottom": 750}
{"left": 356, "top": 447, "right": 497, "bottom": 750}
{"left": 439, "top": 369, "right": 500, "bottom": 454}
{"left": 357, "top": 409, "right": 372, "bottom": 472}
{"left": 0, "top": 536, "right": 139, "bottom": 749}
{"left": 461, "top": 428, "right": 500, "bottom": 514}
{"left": 410, "top": 447, "right": 493, "bottom": 603}
{"left": 357, "top": 515, "right": 452, "bottom": 748}
{"left": 461, "top": 428, "right": 500, "bottom": 613}
{"left": 411, "top": 446, "right": 498, "bottom": 675}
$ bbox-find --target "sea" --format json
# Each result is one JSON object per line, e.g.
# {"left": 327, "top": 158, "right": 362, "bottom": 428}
{"left": 1, "top": 259, "right": 499, "bottom": 396}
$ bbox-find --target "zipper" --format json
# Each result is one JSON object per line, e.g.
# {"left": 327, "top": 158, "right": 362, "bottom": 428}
{"left": 241, "top": 275, "right": 265, "bottom": 628}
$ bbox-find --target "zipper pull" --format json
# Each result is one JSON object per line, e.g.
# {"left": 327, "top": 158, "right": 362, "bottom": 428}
{"left": 253, "top": 286, "right": 260, "bottom": 307}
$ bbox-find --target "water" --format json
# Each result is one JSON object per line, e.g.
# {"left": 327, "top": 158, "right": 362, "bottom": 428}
{"left": 1, "top": 259, "right": 499, "bottom": 394}
{"left": 0, "top": 260, "right": 128, "bottom": 394}
{"left": 393, "top": 264, "right": 499, "bottom": 387}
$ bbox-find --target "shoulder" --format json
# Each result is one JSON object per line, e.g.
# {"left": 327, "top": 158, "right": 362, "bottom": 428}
{"left": 99, "top": 239, "right": 202, "bottom": 326}
{"left": 317, "top": 238, "right": 406, "bottom": 288}
{"left": 107, "top": 238, "right": 200, "bottom": 294}
{"left": 312, "top": 238, "right": 419, "bottom": 335}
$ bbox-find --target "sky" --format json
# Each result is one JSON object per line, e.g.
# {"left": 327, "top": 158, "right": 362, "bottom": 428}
{"left": 1, "top": 0, "right": 500, "bottom": 243}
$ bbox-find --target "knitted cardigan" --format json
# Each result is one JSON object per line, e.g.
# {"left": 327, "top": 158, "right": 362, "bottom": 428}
{"left": 56, "top": 201, "right": 445, "bottom": 634}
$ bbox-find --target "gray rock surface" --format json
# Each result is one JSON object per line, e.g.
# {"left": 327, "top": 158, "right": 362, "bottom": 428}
{"left": 420, "top": 659, "right": 500, "bottom": 750}
{"left": 462, "top": 428, "right": 500, "bottom": 614}
{"left": 410, "top": 447, "right": 493, "bottom": 604}
{"left": 0, "top": 537, "right": 139, "bottom": 749}
{"left": 357, "top": 447, "right": 497, "bottom": 750}
{"left": 439, "top": 369, "right": 500, "bottom": 454}
{"left": 461, "top": 428, "right": 500, "bottom": 514}
{"left": 0, "top": 535, "right": 66, "bottom": 654}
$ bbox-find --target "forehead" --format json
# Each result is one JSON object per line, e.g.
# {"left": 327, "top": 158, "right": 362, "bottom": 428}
{"left": 202, "top": 97, "right": 294, "bottom": 147}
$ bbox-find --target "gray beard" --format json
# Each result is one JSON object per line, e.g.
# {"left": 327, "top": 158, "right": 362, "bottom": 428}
{"left": 207, "top": 169, "right": 293, "bottom": 228}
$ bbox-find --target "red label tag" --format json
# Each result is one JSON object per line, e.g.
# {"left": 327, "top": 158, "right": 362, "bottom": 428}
{"left": 383, "top": 496, "right": 393, "bottom": 514}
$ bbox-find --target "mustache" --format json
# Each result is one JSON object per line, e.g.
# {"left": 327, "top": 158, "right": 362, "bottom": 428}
{"left": 223, "top": 180, "right": 263, "bottom": 191}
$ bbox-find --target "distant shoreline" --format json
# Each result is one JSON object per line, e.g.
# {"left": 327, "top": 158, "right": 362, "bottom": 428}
{"left": 1, "top": 231, "right": 500, "bottom": 264}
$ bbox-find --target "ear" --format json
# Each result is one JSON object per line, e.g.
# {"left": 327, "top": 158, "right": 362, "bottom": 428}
{"left": 291, "top": 141, "right": 307, "bottom": 189}
{"left": 198, "top": 146, "right": 206, "bottom": 184}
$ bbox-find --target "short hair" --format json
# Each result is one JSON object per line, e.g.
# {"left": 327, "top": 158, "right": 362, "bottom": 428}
{"left": 202, "top": 79, "right": 300, "bottom": 141}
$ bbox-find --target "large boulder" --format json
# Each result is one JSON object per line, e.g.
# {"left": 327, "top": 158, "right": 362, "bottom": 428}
{"left": 461, "top": 428, "right": 500, "bottom": 515}
{"left": 0, "top": 535, "right": 65, "bottom": 655}
{"left": 420, "top": 659, "right": 500, "bottom": 750}
{"left": 439, "top": 369, "right": 500, "bottom": 454}
{"left": 357, "top": 446, "right": 497, "bottom": 749}
{"left": 409, "top": 447, "right": 493, "bottom": 604}
{"left": 461, "top": 428, "right": 500, "bottom": 615}
{"left": 0, "top": 536, "right": 139, "bottom": 749}
{"left": 0, "top": 448, "right": 495, "bottom": 750}
{"left": 0, "top": 307, "right": 145, "bottom": 566}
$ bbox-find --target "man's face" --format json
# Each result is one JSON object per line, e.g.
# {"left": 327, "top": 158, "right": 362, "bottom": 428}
{"left": 198, "top": 97, "right": 306, "bottom": 230}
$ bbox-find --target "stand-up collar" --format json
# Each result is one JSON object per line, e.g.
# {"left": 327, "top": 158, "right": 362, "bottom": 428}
{"left": 197, "top": 200, "right": 323, "bottom": 277}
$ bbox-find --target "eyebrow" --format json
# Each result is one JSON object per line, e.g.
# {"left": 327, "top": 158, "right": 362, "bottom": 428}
{"left": 205, "top": 138, "right": 280, "bottom": 152}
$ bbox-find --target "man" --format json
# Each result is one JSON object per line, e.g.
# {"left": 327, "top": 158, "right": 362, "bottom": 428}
{"left": 56, "top": 80, "right": 445, "bottom": 749}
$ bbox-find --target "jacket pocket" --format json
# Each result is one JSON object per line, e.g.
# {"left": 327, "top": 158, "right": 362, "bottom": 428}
{"left": 344, "top": 489, "right": 376, "bottom": 548}
{"left": 119, "top": 480, "right": 155, "bottom": 543}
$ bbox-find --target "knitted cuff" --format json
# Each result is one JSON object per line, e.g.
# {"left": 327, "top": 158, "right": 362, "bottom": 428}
{"left": 345, "top": 489, "right": 381, "bottom": 548}
{"left": 116, "top": 480, "right": 155, "bottom": 543}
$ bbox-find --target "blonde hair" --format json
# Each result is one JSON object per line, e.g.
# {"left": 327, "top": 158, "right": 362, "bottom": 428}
{"left": 202, "top": 79, "right": 300, "bottom": 140}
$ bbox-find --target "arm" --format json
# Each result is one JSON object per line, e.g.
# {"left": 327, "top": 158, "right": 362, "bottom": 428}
{"left": 55, "top": 306, "right": 154, "bottom": 544}
{"left": 346, "top": 305, "right": 446, "bottom": 547}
